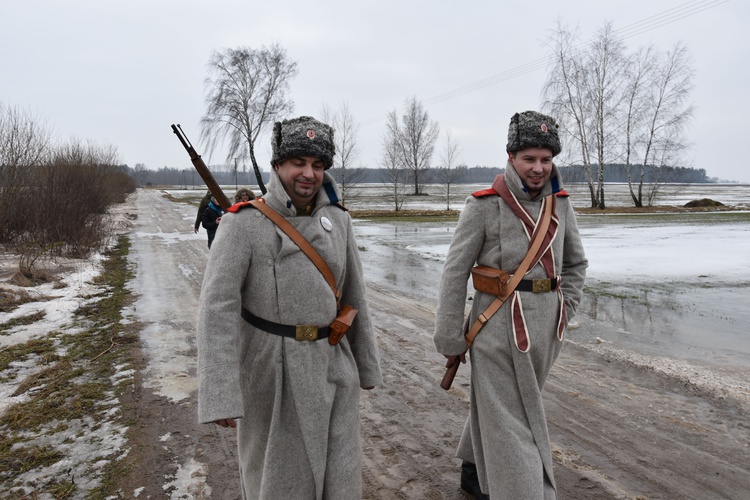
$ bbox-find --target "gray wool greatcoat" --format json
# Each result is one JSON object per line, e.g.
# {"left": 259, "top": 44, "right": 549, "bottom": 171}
{"left": 197, "top": 171, "right": 383, "bottom": 500}
{"left": 434, "top": 163, "right": 587, "bottom": 499}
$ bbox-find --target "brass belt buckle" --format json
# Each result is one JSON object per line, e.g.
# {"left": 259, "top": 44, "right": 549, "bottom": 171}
{"left": 532, "top": 279, "right": 551, "bottom": 293}
{"left": 295, "top": 325, "right": 318, "bottom": 341}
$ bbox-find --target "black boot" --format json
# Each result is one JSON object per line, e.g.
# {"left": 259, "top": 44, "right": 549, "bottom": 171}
{"left": 460, "top": 461, "right": 490, "bottom": 499}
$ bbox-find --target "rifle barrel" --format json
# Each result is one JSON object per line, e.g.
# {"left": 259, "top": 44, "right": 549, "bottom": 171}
{"left": 171, "top": 124, "right": 233, "bottom": 211}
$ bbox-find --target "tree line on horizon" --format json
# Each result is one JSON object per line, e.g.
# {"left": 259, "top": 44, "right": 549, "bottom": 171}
{"left": 127, "top": 162, "right": 712, "bottom": 189}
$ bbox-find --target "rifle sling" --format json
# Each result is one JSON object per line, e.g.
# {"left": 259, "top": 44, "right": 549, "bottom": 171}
{"left": 464, "top": 193, "right": 554, "bottom": 349}
{"left": 249, "top": 200, "right": 342, "bottom": 306}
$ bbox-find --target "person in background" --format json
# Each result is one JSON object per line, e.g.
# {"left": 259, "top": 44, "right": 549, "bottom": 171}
{"left": 233, "top": 186, "right": 256, "bottom": 204}
{"left": 194, "top": 190, "right": 212, "bottom": 234}
{"left": 434, "top": 110, "right": 588, "bottom": 499}
{"left": 196, "top": 116, "right": 382, "bottom": 499}
{"left": 201, "top": 196, "right": 223, "bottom": 249}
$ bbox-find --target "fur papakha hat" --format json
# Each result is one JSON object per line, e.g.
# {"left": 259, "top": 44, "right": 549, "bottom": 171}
{"left": 270, "top": 116, "right": 335, "bottom": 169}
{"left": 506, "top": 110, "right": 562, "bottom": 157}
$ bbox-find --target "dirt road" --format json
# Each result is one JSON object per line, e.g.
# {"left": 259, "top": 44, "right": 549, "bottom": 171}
{"left": 122, "top": 189, "right": 749, "bottom": 499}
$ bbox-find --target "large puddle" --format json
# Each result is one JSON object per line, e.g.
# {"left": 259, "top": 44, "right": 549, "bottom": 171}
{"left": 574, "top": 282, "right": 750, "bottom": 369}
{"left": 353, "top": 219, "right": 750, "bottom": 370}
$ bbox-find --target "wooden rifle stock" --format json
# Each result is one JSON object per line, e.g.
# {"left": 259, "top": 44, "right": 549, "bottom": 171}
{"left": 440, "top": 356, "right": 461, "bottom": 390}
{"left": 171, "top": 124, "right": 233, "bottom": 211}
{"left": 440, "top": 315, "right": 471, "bottom": 390}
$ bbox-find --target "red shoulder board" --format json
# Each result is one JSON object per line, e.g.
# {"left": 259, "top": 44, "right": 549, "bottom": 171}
{"left": 556, "top": 190, "right": 570, "bottom": 198}
{"left": 472, "top": 188, "right": 499, "bottom": 198}
{"left": 226, "top": 198, "right": 264, "bottom": 213}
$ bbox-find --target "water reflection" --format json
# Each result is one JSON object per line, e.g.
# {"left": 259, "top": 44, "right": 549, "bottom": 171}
{"left": 354, "top": 220, "right": 750, "bottom": 369}
{"left": 574, "top": 284, "right": 750, "bottom": 367}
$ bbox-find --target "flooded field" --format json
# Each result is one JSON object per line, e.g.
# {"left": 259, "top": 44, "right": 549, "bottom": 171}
{"left": 344, "top": 181, "right": 750, "bottom": 211}
{"left": 352, "top": 203, "right": 750, "bottom": 372}
{"left": 169, "top": 182, "right": 750, "bottom": 371}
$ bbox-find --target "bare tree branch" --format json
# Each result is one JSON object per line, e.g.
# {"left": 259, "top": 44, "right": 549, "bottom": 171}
{"left": 380, "top": 111, "right": 407, "bottom": 211}
{"left": 321, "top": 101, "right": 364, "bottom": 205}
{"left": 200, "top": 44, "right": 298, "bottom": 194}
{"left": 544, "top": 21, "right": 639, "bottom": 209}
{"left": 434, "top": 130, "right": 465, "bottom": 210}
{"left": 389, "top": 97, "right": 439, "bottom": 196}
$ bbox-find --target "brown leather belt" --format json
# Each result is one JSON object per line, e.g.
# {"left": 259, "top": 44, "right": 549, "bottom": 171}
{"left": 515, "top": 277, "right": 559, "bottom": 293}
{"left": 241, "top": 307, "right": 331, "bottom": 341}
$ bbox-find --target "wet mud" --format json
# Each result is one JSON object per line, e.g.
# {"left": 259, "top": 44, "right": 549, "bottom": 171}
{"left": 120, "top": 191, "right": 750, "bottom": 499}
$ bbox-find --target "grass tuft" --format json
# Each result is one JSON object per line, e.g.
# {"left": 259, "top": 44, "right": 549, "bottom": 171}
{"left": 0, "top": 235, "right": 139, "bottom": 497}
{"left": 0, "top": 310, "right": 47, "bottom": 334}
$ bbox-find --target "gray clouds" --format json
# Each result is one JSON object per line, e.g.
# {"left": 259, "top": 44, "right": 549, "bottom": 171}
{"left": 3, "top": 0, "right": 747, "bottom": 182}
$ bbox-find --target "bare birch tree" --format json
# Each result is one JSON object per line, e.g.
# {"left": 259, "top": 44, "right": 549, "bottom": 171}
{"left": 389, "top": 97, "right": 439, "bottom": 196}
{"left": 634, "top": 42, "right": 694, "bottom": 207}
{"left": 545, "top": 22, "right": 635, "bottom": 208}
{"left": 434, "top": 130, "right": 465, "bottom": 210}
{"left": 320, "top": 101, "right": 365, "bottom": 205}
{"left": 543, "top": 23, "right": 597, "bottom": 205}
{"left": 200, "top": 44, "right": 298, "bottom": 195}
{"left": 622, "top": 45, "right": 657, "bottom": 206}
{"left": 584, "top": 22, "right": 629, "bottom": 209}
{"left": 381, "top": 112, "right": 407, "bottom": 211}
{"left": 546, "top": 22, "right": 694, "bottom": 209}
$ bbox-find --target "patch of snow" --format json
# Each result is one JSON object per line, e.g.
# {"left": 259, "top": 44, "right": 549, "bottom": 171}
{"left": 162, "top": 457, "right": 211, "bottom": 499}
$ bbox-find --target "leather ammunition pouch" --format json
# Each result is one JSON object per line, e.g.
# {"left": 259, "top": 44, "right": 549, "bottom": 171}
{"left": 329, "top": 304, "right": 358, "bottom": 346}
{"left": 471, "top": 265, "right": 511, "bottom": 296}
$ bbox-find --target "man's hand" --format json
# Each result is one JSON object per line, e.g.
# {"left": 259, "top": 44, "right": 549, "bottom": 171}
{"left": 194, "top": 226, "right": 199, "bottom": 234}
{"left": 214, "top": 418, "right": 236, "bottom": 428}
{"left": 444, "top": 353, "right": 466, "bottom": 367}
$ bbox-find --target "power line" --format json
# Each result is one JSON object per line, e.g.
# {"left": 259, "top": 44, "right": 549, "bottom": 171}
{"left": 360, "top": 0, "right": 728, "bottom": 126}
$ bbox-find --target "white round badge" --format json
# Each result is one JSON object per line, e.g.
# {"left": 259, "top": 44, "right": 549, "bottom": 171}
{"left": 320, "top": 216, "right": 333, "bottom": 232}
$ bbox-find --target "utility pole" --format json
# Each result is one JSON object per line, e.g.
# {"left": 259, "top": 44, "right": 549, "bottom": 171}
{"left": 234, "top": 158, "right": 238, "bottom": 191}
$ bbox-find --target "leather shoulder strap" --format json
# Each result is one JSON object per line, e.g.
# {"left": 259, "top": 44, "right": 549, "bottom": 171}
{"left": 249, "top": 200, "right": 341, "bottom": 305}
{"left": 463, "top": 193, "right": 554, "bottom": 348}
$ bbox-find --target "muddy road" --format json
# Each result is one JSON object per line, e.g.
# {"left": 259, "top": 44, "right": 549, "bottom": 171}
{"left": 122, "top": 189, "right": 749, "bottom": 499}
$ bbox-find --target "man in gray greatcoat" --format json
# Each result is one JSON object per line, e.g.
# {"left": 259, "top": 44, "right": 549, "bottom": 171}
{"left": 434, "top": 110, "right": 588, "bottom": 499}
{"left": 197, "top": 116, "right": 382, "bottom": 499}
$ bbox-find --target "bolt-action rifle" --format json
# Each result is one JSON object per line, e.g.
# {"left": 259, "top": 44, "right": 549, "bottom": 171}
{"left": 171, "top": 124, "right": 233, "bottom": 211}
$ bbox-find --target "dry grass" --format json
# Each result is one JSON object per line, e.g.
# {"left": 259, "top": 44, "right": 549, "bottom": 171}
{"left": 349, "top": 209, "right": 460, "bottom": 222}
{"left": 0, "top": 286, "right": 34, "bottom": 313}
{"left": 0, "top": 236, "right": 139, "bottom": 497}
{"left": 0, "top": 311, "right": 47, "bottom": 334}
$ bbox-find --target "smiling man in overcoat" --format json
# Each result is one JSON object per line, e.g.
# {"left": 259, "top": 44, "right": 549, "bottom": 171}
{"left": 434, "top": 110, "right": 588, "bottom": 499}
{"left": 196, "top": 116, "right": 382, "bottom": 499}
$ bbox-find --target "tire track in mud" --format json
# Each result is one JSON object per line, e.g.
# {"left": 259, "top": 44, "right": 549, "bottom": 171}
{"left": 544, "top": 343, "right": 750, "bottom": 499}
{"left": 361, "top": 284, "right": 470, "bottom": 499}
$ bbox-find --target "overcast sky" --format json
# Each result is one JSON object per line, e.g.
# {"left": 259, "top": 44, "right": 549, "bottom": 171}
{"left": 3, "top": 0, "right": 747, "bottom": 183}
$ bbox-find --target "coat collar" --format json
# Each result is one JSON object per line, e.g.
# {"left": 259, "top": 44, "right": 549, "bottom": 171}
{"left": 504, "top": 160, "right": 565, "bottom": 201}
{"left": 263, "top": 170, "right": 342, "bottom": 217}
